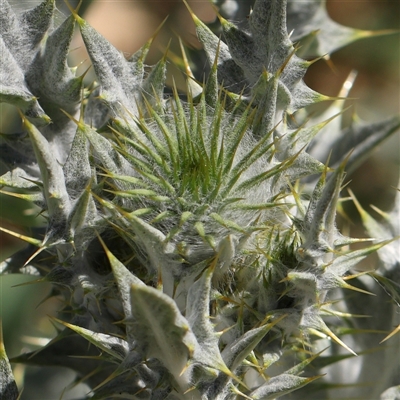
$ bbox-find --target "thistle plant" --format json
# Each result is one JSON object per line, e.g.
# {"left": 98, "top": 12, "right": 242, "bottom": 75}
{"left": 1, "top": 0, "right": 399, "bottom": 399}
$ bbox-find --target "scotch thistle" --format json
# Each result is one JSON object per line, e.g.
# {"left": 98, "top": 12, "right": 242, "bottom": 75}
{"left": 1, "top": 0, "right": 399, "bottom": 399}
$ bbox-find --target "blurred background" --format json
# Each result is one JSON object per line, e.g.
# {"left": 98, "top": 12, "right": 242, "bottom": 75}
{"left": 0, "top": 1, "right": 399, "bottom": 398}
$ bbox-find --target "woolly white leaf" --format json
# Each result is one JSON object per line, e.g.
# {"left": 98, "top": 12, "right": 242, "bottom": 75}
{"left": 287, "top": 0, "right": 395, "bottom": 57}
{"left": 381, "top": 385, "right": 400, "bottom": 400}
{"left": 129, "top": 284, "right": 196, "bottom": 390}
{"left": 76, "top": 13, "right": 148, "bottom": 118}
{"left": 186, "top": 265, "right": 234, "bottom": 378}
{"left": 0, "top": 323, "right": 19, "bottom": 400}
{"left": 249, "top": 373, "right": 321, "bottom": 399}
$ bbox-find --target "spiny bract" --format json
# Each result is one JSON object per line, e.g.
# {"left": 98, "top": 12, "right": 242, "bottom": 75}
{"left": 0, "top": 0, "right": 399, "bottom": 399}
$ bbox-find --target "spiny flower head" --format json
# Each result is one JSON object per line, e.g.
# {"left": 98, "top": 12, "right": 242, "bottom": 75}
{"left": 0, "top": 0, "right": 399, "bottom": 399}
